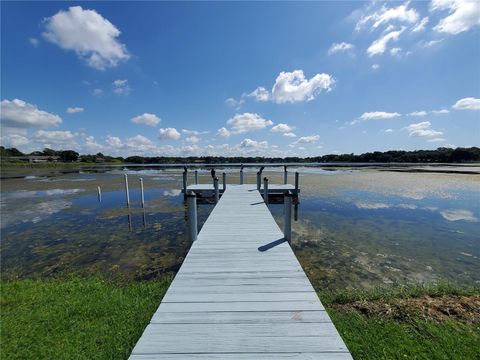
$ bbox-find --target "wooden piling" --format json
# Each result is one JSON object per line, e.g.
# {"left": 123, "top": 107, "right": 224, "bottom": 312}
{"left": 284, "top": 191, "right": 292, "bottom": 244}
{"left": 295, "top": 171, "right": 299, "bottom": 195}
{"left": 194, "top": 170, "right": 198, "bottom": 185}
{"left": 214, "top": 177, "right": 219, "bottom": 203}
{"left": 263, "top": 177, "right": 269, "bottom": 204}
{"left": 140, "top": 178, "right": 145, "bottom": 208}
{"left": 186, "top": 191, "right": 198, "bottom": 242}
{"left": 240, "top": 169, "right": 244, "bottom": 185}
{"left": 97, "top": 186, "right": 102, "bottom": 202}
{"left": 124, "top": 174, "right": 130, "bottom": 208}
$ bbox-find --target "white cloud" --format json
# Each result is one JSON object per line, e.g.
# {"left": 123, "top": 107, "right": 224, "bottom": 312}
{"left": 420, "top": 39, "right": 444, "bottom": 47}
{"left": 66, "top": 107, "right": 84, "bottom": 114}
{"left": 113, "top": 79, "right": 131, "bottom": 95}
{"left": 328, "top": 42, "right": 354, "bottom": 55}
{"left": 226, "top": 113, "right": 273, "bottom": 134}
{"left": 431, "top": 109, "right": 450, "bottom": 114}
{"left": 249, "top": 70, "right": 335, "bottom": 104}
{"left": 371, "top": 63, "right": 380, "bottom": 71}
{"left": 271, "top": 123, "right": 295, "bottom": 133}
{"left": 452, "top": 97, "right": 480, "bottom": 110}
{"left": 352, "top": 111, "right": 401, "bottom": 125}
{"left": 385, "top": 128, "right": 394, "bottom": 133}
{"left": 182, "top": 129, "right": 209, "bottom": 135}
{"left": 283, "top": 132, "right": 297, "bottom": 138}
{"left": 440, "top": 209, "right": 478, "bottom": 222}
{"left": 356, "top": 3, "right": 419, "bottom": 30}
{"left": 33, "top": 130, "right": 75, "bottom": 144}
{"left": 367, "top": 28, "right": 405, "bottom": 56}
{"left": 408, "top": 110, "right": 427, "bottom": 116}
{"left": 1, "top": 99, "right": 62, "bottom": 128}
{"left": 390, "top": 47, "right": 402, "bottom": 56}
{"left": 240, "top": 138, "right": 268, "bottom": 149}
{"left": 158, "top": 127, "right": 181, "bottom": 140}
{"left": 430, "top": 0, "right": 480, "bottom": 35}
{"left": 125, "top": 135, "right": 154, "bottom": 151}
{"left": 1, "top": 134, "right": 30, "bottom": 147}
{"left": 225, "top": 97, "right": 244, "bottom": 109}
{"left": 29, "top": 37, "right": 40, "bottom": 46}
{"left": 427, "top": 137, "right": 446, "bottom": 142}
{"left": 293, "top": 135, "right": 320, "bottom": 145}
{"left": 405, "top": 121, "right": 443, "bottom": 138}
{"left": 106, "top": 135, "right": 122, "bottom": 147}
{"left": 185, "top": 136, "right": 201, "bottom": 144}
{"left": 216, "top": 127, "right": 231, "bottom": 138}
{"left": 131, "top": 113, "right": 161, "bottom": 126}
{"left": 42, "top": 6, "right": 130, "bottom": 70}
{"left": 412, "top": 16, "right": 429, "bottom": 32}
{"left": 92, "top": 88, "right": 104, "bottom": 96}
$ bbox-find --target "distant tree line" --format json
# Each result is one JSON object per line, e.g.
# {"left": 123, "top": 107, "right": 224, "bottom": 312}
{"left": 1, "top": 146, "right": 479, "bottom": 164}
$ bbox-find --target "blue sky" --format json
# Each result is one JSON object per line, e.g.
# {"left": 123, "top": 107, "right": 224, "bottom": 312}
{"left": 1, "top": 1, "right": 479, "bottom": 157}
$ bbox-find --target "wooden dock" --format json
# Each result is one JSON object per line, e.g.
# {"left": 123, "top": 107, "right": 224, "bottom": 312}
{"left": 130, "top": 184, "right": 351, "bottom": 359}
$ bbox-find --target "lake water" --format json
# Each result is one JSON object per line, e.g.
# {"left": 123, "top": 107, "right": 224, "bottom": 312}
{"left": 1, "top": 165, "right": 479, "bottom": 290}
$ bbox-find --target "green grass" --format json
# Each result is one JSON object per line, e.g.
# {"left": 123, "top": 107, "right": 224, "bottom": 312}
{"left": 1, "top": 277, "right": 171, "bottom": 360}
{"left": 320, "top": 283, "right": 480, "bottom": 360}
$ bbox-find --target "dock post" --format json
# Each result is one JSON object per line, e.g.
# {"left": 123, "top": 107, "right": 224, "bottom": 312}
{"left": 263, "top": 177, "right": 269, "bottom": 204}
{"left": 97, "top": 186, "right": 102, "bottom": 202}
{"left": 222, "top": 172, "right": 226, "bottom": 191}
{"left": 256, "top": 172, "right": 261, "bottom": 191}
{"left": 140, "top": 178, "right": 145, "bottom": 208}
{"left": 284, "top": 165, "right": 288, "bottom": 184}
{"left": 182, "top": 171, "right": 187, "bottom": 195}
{"left": 284, "top": 191, "right": 292, "bottom": 244}
{"left": 240, "top": 169, "right": 244, "bottom": 185}
{"left": 214, "top": 177, "right": 219, "bottom": 203}
{"left": 186, "top": 191, "right": 197, "bottom": 242}
{"left": 124, "top": 174, "right": 130, "bottom": 208}
{"left": 194, "top": 170, "right": 198, "bottom": 185}
{"left": 295, "top": 171, "right": 299, "bottom": 195}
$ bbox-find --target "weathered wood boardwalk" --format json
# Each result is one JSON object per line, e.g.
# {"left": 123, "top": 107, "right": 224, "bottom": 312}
{"left": 130, "top": 184, "right": 351, "bottom": 359}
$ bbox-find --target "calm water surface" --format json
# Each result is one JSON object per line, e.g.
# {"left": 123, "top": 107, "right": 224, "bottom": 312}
{"left": 1, "top": 166, "right": 478, "bottom": 290}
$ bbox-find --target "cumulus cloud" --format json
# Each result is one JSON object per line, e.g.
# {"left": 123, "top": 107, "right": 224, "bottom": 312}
{"left": 33, "top": 130, "right": 76, "bottom": 145}
{"left": 1, "top": 134, "right": 30, "bottom": 148}
{"left": 158, "top": 127, "right": 181, "bottom": 140}
{"left": 106, "top": 135, "right": 122, "bottom": 147}
{"left": 452, "top": 97, "right": 480, "bottom": 110}
{"left": 427, "top": 137, "right": 446, "bottom": 142}
{"left": 182, "top": 129, "right": 209, "bottom": 135}
{"left": 92, "top": 88, "right": 104, "bottom": 96}
{"left": 328, "top": 42, "right": 354, "bottom": 55}
{"left": 352, "top": 111, "right": 401, "bottom": 124}
{"left": 226, "top": 113, "right": 273, "bottom": 134}
{"left": 440, "top": 209, "right": 478, "bottom": 222}
{"left": 367, "top": 27, "right": 405, "bottom": 56}
{"left": 356, "top": 2, "right": 419, "bottom": 30}
{"left": 1, "top": 99, "right": 62, "bottom": 128}
{"left": 283, "top": 132, "right": 297, "bottom": 138}
{"left": 29, "top": 37, "right": 40, "bottom": 46}
{"left": 249, "top": 70, "right": 335, "bottom": 104}
{"left": 408, "top": 110, "right": 427, "bottom": 116}
{"left": 430, "top": 0, "right": 480, "bottom": 35}
{"left": 431, "top": 109, "right": 450, "bottom": 114}
{"left": 390, "top": 47, "right": 402, "bottom": 56}
{"left": 405, "top": 121, "right": 443, "bottom": 138}
{"left": 412, "top": 16, "right": 429, "bottom": 32}
{"left": 271, "top": 123, "right": 295, "bottom": 133}
{"left": 66, "top": 107, "right": 84, "bottom": 114}
{"left": 240, "top": 138, "right": 268, "bottom": 149}
{"left": 293, "top": 135, "right": 320, "bottom": 145}
{"left": 216, "top": 127, "right": 231, "bottom": 138}
{"left": 113, "top": 79, "right": 131, "bottom": 95}
{"left": 131, "top": 113, "right": 161, "bottom": 126}
{"left": 384, "top": 128, "right": 394, "bottom": 133}
{"left": 185, "top": 136, "right": 201, "bottom": 144}
{"left": 42, "top": 6, "right": 130, "bottom": 70}
{"left": 371, "top": 64, "right": 380, "bottom": 71}
{"left": 225, "top": 97, "right": 244, "bottom": 109}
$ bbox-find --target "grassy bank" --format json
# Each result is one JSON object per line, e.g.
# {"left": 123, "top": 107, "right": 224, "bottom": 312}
{"left": 1, "top": 277, "right": 171, "bottom": 360}
{"left": 1, "top": 278, "right": 479, "bottom": 359}
{"left": 320, "top": 283, "right": 480, "bottom": 359}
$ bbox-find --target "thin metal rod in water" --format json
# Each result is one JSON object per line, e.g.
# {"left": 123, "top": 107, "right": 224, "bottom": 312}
{"left": 182, "top": 171, "right": 187, "bottom": 195}
{"left": 295, "top": 171, "right": 299, "bottom": 195}
{"left": 194, "top": 170, "right": 198, "bottom": 185}
{"left": 222, "top": 172, "right": 226, "bottom": 191}
{"left": 240, "top": 170, "right": 244, "bottom": 185}
{"left": 284, "top": 191, "right": 293, "bottom": 244}
{"left": 214, "top": 177, "right": 219, "bottom": 203}
{"left": 256, "top": 172, "right": 261, "bottom": 190}
{"left": 263, "top": 177, "right": 269, "bottom": 204}
{"left": 186, "top": 191, "right": 198, "bottom": 242}
{"left": 140, "top": 178, "right": 145, "bottom": 208}
{"left": 97, "top": 186, "right": 102, "bottom": 202}
{"left": 284, "top": 165, "right": 288, "bottom": 185}
{"left": 124, "top": 174, "right": 130, "bottom": 208}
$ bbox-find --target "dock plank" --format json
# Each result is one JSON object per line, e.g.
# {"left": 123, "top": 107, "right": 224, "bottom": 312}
{"left": 130, "top": 185, "right": 351, "bottom": 359}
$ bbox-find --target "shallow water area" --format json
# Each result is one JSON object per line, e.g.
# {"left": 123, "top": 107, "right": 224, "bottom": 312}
{"left": 1, "top": 165, "right": 479, "bottom": 291}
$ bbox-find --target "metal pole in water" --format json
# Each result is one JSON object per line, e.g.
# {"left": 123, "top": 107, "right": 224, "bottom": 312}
{"left": 284, "top": 165, "right": 288, "bottom": 184}
{"left": 263, "top": 177, "right": 269, "bottom": 204}
{"left": 240, "top": 169, "right": 244, "bottom": 185}
{"left": 182, "top": 171, "right": 187, "bottom": 195}
{"left": 186, "top": 191, "right": 197, "bottom": 242}
{"left": 284, "top": 191, "right": 292, "bottom": 244}
{"left": 124, "top": 174, "right": 130, "bottom": 208}
{"left": 140, "top": 178, "right": 145, "bottom": 208}
{"left": 214, "top": 177, "right": 219, "bottom": 203}
{"left": 97, "top": 186, "right": 102, "bottom": 202}
{"left": 295, "top": 171, "right": 299, "bottom": 195}
{"left": 256, "top": 172, "right": 261, "bottom": 191}
{"left": 222, "top": 172, "right": 226, "bottom": 191}
{"left": 194, "top": 170, "right": 198, "bottom": 185}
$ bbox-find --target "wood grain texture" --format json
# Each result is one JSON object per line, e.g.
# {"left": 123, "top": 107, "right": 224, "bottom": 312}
{"left": 130, "top": 185, "right": 350, "bottom": 359}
